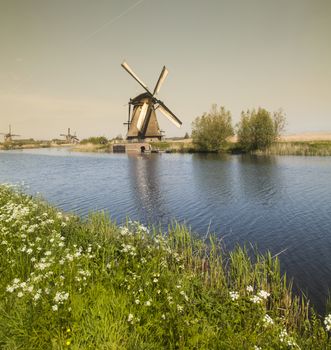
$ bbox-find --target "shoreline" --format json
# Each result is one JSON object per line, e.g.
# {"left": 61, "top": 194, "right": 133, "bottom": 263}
{"left": 1, "top": 133, "right": 331, "bottom": 156}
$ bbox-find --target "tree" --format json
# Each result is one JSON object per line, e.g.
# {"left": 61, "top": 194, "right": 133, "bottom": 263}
{"left": 237, "top": 108, "right": 286, "bottom": 151}
{"left": 191, "top": 104, "right": 234, "bottom": 152}
{"left": 184, "top": 132, "right": 190, "bottom": 139}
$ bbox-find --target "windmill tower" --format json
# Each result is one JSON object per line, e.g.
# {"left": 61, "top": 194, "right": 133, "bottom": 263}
{"left": 0, "top": 125, "right": 20, "bottom": 142}
{"left": 60, "top": 128, "right": 79, "bottom": 144}
{"left": 121, "top": 61, "right": 182, "bottom": 142}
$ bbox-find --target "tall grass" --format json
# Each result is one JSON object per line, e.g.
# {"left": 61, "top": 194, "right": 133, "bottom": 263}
{"left": 254, "top": 141, "right": 331, "bottom": 156}
{"left": 0, "top": 184, "right": 330, "bottom": 349}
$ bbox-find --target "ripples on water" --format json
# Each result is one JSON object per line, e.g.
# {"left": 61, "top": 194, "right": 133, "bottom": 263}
{"left": 0, "top": 148, "right": 331, "bottom": 313}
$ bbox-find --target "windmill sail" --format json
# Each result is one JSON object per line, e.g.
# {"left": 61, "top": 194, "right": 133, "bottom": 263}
{"left": 136, "top": 102, "right": 148, "bottom": 131}
{"left": 157, "top": 103, "right": 182, "bottom": 128}
{"left": 153, "top": 66, "right": 168, "bottom": 95}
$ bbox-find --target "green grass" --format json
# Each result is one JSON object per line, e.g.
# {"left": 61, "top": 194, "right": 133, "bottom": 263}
{"left": 0, "top": 184, "right": 330, "bottom": 349}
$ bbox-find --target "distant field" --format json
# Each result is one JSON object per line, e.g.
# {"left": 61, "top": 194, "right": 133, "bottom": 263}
{"left": 280, "top": 132, "right": 331, "bottom": 142}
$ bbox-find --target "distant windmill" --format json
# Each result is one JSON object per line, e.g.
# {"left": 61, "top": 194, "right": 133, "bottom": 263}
{"left": 0, "top": 125, "right": 20, "bottom": 142}
{"left": 121, "top": 61, "right": 182, "bottom": 141}
{"left": 60, "top": 128, "right": 79, "bottom": 144}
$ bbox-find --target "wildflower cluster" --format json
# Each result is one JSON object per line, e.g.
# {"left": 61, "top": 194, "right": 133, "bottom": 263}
{"left": 0, "top": 186, "right": 96, "bottom": 315}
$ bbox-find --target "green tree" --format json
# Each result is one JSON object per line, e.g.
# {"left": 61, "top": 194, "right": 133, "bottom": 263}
{"left": 237, "top": 108, "right": 286, "bottom": 151}
{"left": 191, "top": 105, "right": 234, "bottom": 152}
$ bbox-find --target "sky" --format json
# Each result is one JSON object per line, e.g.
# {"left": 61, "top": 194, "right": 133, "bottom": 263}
{"left": 0, "top": 0, "right": 330, "bottom": 140}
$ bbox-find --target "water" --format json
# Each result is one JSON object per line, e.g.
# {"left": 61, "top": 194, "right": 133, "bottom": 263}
{"left": 0, "top": 148, "right": 331, "bottom": 313}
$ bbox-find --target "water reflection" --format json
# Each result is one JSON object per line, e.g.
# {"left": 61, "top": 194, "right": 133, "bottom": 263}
{"left": 127, "top": 153, "right": 168, "bottom": 226}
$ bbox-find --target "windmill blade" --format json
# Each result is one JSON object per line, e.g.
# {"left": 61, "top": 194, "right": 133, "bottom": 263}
{"left": 157, "top": 103, "right": 182, "bottom": 128}
{"left": 136, "top": 102, "right": 149, "bottom": 131}
{"left": 121, "top": 61, "right": 153, "bottom": 95}
{"left": 153, "top": 66, "right": 169, "bottom": 95}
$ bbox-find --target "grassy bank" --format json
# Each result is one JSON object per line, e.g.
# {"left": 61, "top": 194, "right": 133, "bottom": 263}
{"left": 1, "top": 184, "right": 331, "bottom": 349}
{"left": 0, "top": 141, "right": 52, "bottom": 150}
{"left": 253, "top": 141, "right": 331, "bottom": 156}
{"left": 151, "top": 140, "right": 331, "bottom": 156}
{"left": 72, "top": 143, "right": 112, "bottom": 153}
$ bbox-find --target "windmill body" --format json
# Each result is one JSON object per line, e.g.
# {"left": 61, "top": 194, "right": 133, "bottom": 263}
{"left": 127, "top": 93, "right": 162, "bottom": 141}
{"left": 121, "top": 61, "right": 182, "bottom": 142}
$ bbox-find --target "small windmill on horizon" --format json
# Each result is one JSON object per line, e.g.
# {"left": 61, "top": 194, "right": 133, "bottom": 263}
{"left": 0, "top": 125, "right": 20, "bottom": 142}
{"left": 60, "top": 128, "right": 79, "bottom": 144}
{"left": 121, "top": 61, "right": 182, "bottom": 142}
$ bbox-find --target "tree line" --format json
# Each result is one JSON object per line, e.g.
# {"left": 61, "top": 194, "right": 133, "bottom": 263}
{"left": 191, "top": 105, "right": 286, "bottom": 152}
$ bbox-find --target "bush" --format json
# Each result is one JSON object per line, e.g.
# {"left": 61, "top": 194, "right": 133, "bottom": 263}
{"left": 80, "top": 136, "right": 108, "bottom": 145}
{"left": 192, "top": 105, "right": 234, "bottom": 152}
{"left": 237, "top": 108, "right": 286, "bottom": 151}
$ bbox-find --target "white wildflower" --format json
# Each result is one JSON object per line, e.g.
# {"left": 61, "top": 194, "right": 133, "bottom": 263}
{"left": 177, "top": 304, "right": 184, "bottom": 312}
{"left": 279, "top": 328, "right": 288, "bottom": 342}
{"left": 6, "top": 285, "right": 15, "bottom": 293}
{"left": 246, "top": 285, "right": 254, "bottom": 293}
{"left": 263, "top": 314, "right": 274, "bottom": 326}
{"left": 229, "top": 291, "right": 239, "bottom": 301}
{"left": 128, "top": 313, "right": 134, "bottom": 322}
{"left": 52, "top": 305, "right": 58, "bottom": 311}
{"left": 257, "top": 290, "right": 270, "bottom": 299}
{"left": 250, "top": 295, "right": 262, "bottom": 304}
{"left": 324, "top": 313, "right": 331, "bottom": 331}
{"left": 34, "top": 293, "right": 41, "bottom": 301}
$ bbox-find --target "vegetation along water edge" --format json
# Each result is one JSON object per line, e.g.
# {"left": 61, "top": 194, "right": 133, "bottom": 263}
{"left": 1, "top": 184, "right": 331, "bottom": 349}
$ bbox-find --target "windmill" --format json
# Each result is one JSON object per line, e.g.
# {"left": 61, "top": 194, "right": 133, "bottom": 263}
{"left": 60, "top": 128, "right": 79, "bottom": 144}
{"left": 0, "top": 125, "right": 20, "bottom": 142}
{"left": 121, "top": 61, "right": 182, "bottom": 141}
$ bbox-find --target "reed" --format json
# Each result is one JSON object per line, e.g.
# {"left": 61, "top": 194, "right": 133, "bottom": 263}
{"left": 0, "top": 184, "right": 330, "bottom": 349}
{"left": 254, "top": 141, "right": 331, "bottom": 156}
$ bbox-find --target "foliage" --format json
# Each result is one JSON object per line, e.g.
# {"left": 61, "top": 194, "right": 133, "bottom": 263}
{"left": 0, "top": 184, "right": 330, "bottom": 349}
{"left": 80, "top": 136, "right": 108, "bottom": 145}
{"left": 237, "top": 108, "right": 286, "bottom": 151}
{"left": 192, "top": 105, "right": 234, "bottom": 152}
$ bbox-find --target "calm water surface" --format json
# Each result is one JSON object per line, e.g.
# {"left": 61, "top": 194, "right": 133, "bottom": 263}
{"left": 0, "top": 148, "right": 330, "bottom": 313}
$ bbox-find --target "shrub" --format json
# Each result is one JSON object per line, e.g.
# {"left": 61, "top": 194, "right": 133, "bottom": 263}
{"left": 192, "top": 104, "right": 234, "bottom": 152}
{"left": 237, "top": 108, "right": 286, "bottom": 151}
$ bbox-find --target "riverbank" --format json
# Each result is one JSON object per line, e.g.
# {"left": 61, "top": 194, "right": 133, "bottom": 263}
{"left": 2, "top": 132, "right": 331, "bottom": 156}
{"left": 0, "top": 184, "right": 330, "bottom": 349}
{"left": 71, "top": 137, "right": 331, "bottom": 156}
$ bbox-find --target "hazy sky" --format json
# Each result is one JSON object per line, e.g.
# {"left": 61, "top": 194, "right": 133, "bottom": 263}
{"left": 1, "top": 0, "right": 330, "bottom": 140}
